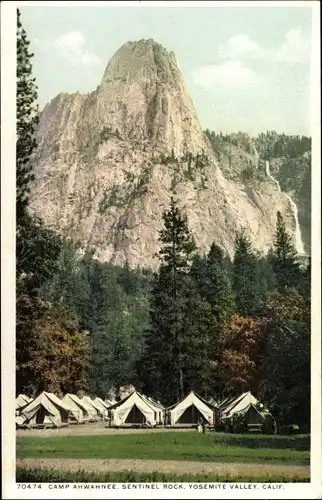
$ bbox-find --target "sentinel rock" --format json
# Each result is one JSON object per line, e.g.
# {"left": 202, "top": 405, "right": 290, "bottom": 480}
{"left": 30, "top": 39, "right": 299, "bottom": 267}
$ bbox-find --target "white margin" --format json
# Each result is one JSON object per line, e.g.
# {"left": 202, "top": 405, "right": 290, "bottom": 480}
{"left": 1, "top": 1, "right": 321, "bottom": 499}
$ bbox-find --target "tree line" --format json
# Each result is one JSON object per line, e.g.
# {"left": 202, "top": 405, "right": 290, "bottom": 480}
{"left": 16, "top": 10, "right": 310, "bottom": 427}
{"left": 204, "top": 129, "right": 311, "bottom": 161}
{"left": 138, "top": 200, "right": 310, "bottom": 426}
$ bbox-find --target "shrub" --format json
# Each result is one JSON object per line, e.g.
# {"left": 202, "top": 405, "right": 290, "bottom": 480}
{"left": 16, "top": 467, "right": 309, "bottom": 484}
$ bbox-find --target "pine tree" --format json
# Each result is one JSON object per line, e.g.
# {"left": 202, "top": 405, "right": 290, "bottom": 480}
{"left": 190, "top": 244, "right": 236, "bottom": 381}
{"left": 15, "top": 11, "right": 62, "bottom": 293}
{"left": 190, "top": 254, "right": 209, "bottom": 299}
{"left": 177, "top": 275, "right": 215, "bottom": 398}
{"left": 272, "top": 211, "right": 300, "bottom": 290}
{"left": 233, "top": 231, "right": 261, "bottom": 315}
{"left": 206, "top": 243, "right": 235, "bottom": 326}
{"left": 16, "top": 9, "right": 39, "bottom": 221}
{"left": 157, "top": 196, "right": 197, "bottom": 273}
{"left": 141, "top": 197, "right": 198, "bottom": 404}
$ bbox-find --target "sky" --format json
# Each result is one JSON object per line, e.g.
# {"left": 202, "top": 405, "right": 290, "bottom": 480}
{"left": 20, "top": 3, "right": 313, "bottom": 136}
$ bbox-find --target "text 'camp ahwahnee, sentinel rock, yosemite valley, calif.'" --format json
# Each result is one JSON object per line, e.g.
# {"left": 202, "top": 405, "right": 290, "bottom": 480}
{"left": 29, "top": 38, "right": 310, "bottom": 267}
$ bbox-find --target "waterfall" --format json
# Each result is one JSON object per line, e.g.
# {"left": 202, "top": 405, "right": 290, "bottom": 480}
{"left": 265, "top": 160, "right": 281, "bottom": 192}
{"left": 265, "top": 161, "right": 305, "bottom": 255}
{"left": 252, "top": 144, "right": 260, "bottom": 168}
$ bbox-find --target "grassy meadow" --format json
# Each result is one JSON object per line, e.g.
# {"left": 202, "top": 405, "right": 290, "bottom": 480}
{"left": 16, "top": 431, "right": 310, "bottom": 466}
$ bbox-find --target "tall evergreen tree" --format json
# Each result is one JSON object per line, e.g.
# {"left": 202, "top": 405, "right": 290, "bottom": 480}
{"left": 140, "top": 197, "right": 199, "bottom": 404}
{"left": 272, "top": 211, "right": 300, "bottom": 290}
{"left": 176, "top": 275, "right": 215, "bottom": 398}
{"left": 15, "top": 10, "right": 62, "bottom": 296}
{"left": 232, "top": 231, "right": 261, "bottom": 315}
{"left": 16, "top": 8, "right": 39, "bottom": 221}
{"left": 206, "top": 243, "right": 235, "bottom": 326}
{"left": 157, "top": 196, "right": 197, "bottom": 273}
{"left": 190, "top": 244, "right": 235, "bottom": 379}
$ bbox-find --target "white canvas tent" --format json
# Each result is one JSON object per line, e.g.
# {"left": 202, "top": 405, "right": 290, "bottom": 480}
{"left": 92, "top": 397, "right": 109, "bottom": 418}
{"left": 61, "top": 394, "right": 92, "bottom": 423}
{"left": 222, "top": 392, "right": 259, "bottom": 419}
{"left": 169, "top": 391, "right": 216, "bottom": 426}
{"left": 233, "top": 403, "right": 266, "bottom": 426}
{"left": 81, "top": 395, "right": 104, "bottom": 419}
{"left": 16, "top": 392, "right": 71, "bottom": 428}
{"left": 109, "top": 391, "right": 158, "bottom": 426}
{"left": 105, "top": 398, "right": 117, "bottom": 407}
{"left": 94, "top": 397, "right": 110, "bottom": 410}
{"left": 15, "top": 394, "right": 33, "bottom": 411}
{"left": 140, "top": 394, "right": 165, "bottom": 425}
{"left": 73, "top": 396, "right": 99, "bottom": 421}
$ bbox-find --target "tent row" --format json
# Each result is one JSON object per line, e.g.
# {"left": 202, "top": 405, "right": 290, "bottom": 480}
{"left": 16, "top": 390, "right": 274, "bottom": 431}
{"left": 107, "top": 391, "right": 274, "bottom": 430}
{"left": 107, "top": 391, "right": 218, "bottom": 427}
{"left": 15, "top": 392, "right": 117, "bottom": 429}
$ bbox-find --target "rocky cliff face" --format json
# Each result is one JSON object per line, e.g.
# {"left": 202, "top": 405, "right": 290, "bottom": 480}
{"left": 269, "top": 152, "right": 311, "bottom": 252}
{"left": 30, "top": 39, "right": 304, "bottom": 268}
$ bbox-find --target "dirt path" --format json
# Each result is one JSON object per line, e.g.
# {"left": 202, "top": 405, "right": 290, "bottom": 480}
{"left": 16, "top": 425, "right": 194, "bottom": 438}
{"left": 16, "top": 458, "right": 309, "bottom": 478}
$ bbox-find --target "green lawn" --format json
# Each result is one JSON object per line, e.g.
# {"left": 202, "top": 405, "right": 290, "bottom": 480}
{"left": 16, "top": 431, "right": 310, "bottom": 466}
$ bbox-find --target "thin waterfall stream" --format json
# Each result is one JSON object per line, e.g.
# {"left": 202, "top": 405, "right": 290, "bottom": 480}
{"left": 265, "top": 160, "right": 305, "bottom": 255}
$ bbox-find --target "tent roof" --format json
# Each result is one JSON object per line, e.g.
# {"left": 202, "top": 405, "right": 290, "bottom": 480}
{"left": 169, "top": 391, "right": 216, "bottom": 424}
{"left": 19, "top": 392, "right": 70, "bottom": 421}
{"left": 82, "top": 395, "right": 104, "bottom": 414}
{"left": 111, "top": 391, "right": 157, "bottom": 425}
{"left": 221, "top": 392, "right": 248, "bottom": 415}
{"left": 64, "top": 394, "right": 93, "bottom": 413}
{"left": 92, "top": 397, "right": 109, "bottom": 413}
{"left": 16, "top": 394, "right": 33, "bottom": 410}
{"left": 94, "top": 397, "right": 110, "bottom": 409}
{"left": 140, "top": 394, "right": 164, "bottom": 412}
{"left": 108, "top": 392, "right": 134, "bottom": 410}
{"left": 223, "top": 392, "right": 259, "bottom": 418}
{"left": 109, "top": 391, "right": 156, "bottom": 412}
{"left": 235, "top": 403, "right": 264, "bottom": 418}
{"left": 62, "top": 394, "right": 89, "bottom": 416}
{"left": 44, "top": 392, "right": 72, "bottom": 413}
{"left": 105, "top": 399, "right": 117, "bottom": 407}
{"left": 146, "top": 396, "right": 164, "bottom": 410}
{"left": 104, "top": 399, "right": 116, "bottom": 410}
{"left": 167, "top": 391, "right": 218, "bottom": 410}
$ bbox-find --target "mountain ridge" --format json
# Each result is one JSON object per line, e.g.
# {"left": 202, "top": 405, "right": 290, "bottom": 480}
{"left": 29, "top": 38, "right": 310, "bottom": 268}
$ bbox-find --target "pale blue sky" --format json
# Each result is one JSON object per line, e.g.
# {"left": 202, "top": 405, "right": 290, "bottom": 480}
{"left": 20, "top": 5, "right": 312, "bottom": 136}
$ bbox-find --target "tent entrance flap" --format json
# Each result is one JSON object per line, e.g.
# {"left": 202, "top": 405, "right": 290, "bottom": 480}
{"left": 36, "top": 406, "right": 46, "bottom": 425}
{"left": 245, "top": 406, "right": 264, "bottom": 425}
{"left": 177, "top": 404, "right": 208, "bottom": 424}
{"left": 124, "top": 404, "right": 147, "bottom": 424}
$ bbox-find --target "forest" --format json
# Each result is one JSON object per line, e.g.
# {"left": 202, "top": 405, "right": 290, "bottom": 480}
{"left": 16, "top": 10, "right": 311, "bottom": 428}
{"left": 204, "top": 129, "right": 311, "bottom": 160}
